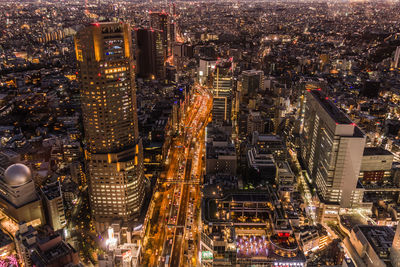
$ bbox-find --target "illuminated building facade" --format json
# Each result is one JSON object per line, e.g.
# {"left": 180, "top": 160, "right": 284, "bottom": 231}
{"left": 212, "top": 59, "right": 234, "bottom": 126}
{"left": 359, "top": 147, "right": 394, "bottom": 185}
{"left": 300, "top": 90, "right": 366, "bottom": 220}
{"left": 200, "top": 190, "right": 306, "bottom": 267}
{"left": 135, "top": 28, "right": 165, "bottom": 80}
{"left": 75, "top": 22, "right": 145, "bottom": 230}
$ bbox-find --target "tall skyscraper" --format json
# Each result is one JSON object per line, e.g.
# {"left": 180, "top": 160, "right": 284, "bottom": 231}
{"left": 300, "top": 89, "right": 365, "bottom": 220}
{"left": 75, "top": 22, "right": 145, "bottom": 231}
{"left": 135, "top": 28, "right": 165, "bottom": 80}
{"left": 212, "top": 59, "right": 233, "bottom": 126}
{"left": 150, "top": 11, "right": 170, "bottom": 57}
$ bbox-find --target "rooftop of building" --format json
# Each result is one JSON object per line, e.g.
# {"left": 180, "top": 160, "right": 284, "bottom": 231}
{"left": 206, "top": 126, "right": 230, "bottom": 142}
{"left": 206, "top": 142, "right": 236, "bottom": 159}
{"left": 254, "top": 134, "right": 283, "bottom": 142}
{"left": 354, "top": 225, "right": 395, "bottom": 262}
{"left": 242, "top": 69, "right": 263, "bottom": 75}
{"left": 276, "top": 161, "right": 294, "bottom": 175}
{"left": 30, "top": 240, "right": 78, "bottom": 266}
{"left": 340, "top": 214, "right": 368, "bottom": 232}
{"left": 41, "top": 181, "right": 61, "bottom": 200}
{"left": 202, "top": 189, "right": 280, "bottom": 224}
{"left": 363, "top": 147, "right": 393, "bottom": 156}
{"left": 226, "top": 192, "right": 272, "bottom": 203}
{"left": 215, "top": 58, "right": 233, "bottom": 69}
{"left": 247, "top": 147, "right": 276, "bottom": 166}
{"left": 309, "top": 90, "right": 352, "bottom": 124}
{"left": 90, "top": 21, "right": 121, "bottom": 26}
{"left": 199, "top": 56, "right": 217, "bottom": 61}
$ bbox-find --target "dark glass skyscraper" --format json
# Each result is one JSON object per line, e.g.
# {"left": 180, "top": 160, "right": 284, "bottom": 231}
{"left": 135, "top": 28, "right": 165, "bottom": 80}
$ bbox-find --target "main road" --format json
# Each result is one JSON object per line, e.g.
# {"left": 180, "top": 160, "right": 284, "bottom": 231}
{"left": 142, "top": 84, "right": 212, "bottom": 266}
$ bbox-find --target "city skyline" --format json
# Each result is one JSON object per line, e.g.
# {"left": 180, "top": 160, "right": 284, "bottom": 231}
{"left": 0, "top": 0, "right": 400, "bottom": 266}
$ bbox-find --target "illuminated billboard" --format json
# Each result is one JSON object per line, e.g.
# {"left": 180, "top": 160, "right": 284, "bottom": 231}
{"left": 201, "top": 251, "right": 213, "bottom": 261}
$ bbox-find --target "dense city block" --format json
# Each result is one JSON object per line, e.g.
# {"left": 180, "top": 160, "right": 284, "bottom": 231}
{"left": 0, "top": 0, "right": 400, "bottom": 266}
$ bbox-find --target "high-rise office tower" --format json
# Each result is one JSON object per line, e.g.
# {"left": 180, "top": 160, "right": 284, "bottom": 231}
{"left": 135, "top": 28, "right": 165, "bottom": 80}
{"left": 212, "top": 59, "right": 233, "bottom": 126}
{"left": 150, "top": 11, "right": 170, "bottom": 57}
{"left": 300, "top": 90, "right": 365, "bottom": 219}
{"left": 75, "top": 22, "right": 145, "bottom": 231}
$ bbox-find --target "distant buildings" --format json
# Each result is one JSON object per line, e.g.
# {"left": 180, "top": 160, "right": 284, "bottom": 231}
{"left": 150, "top": 11, "right": 170, "bottom": 58}
{"left": 75, "top": 22, "right": 145, "bottom": 231}
{"left": 300, "top": 89, "right": 366, "bottom": 221}
{"left": 2, "top": 1, "right": 400, "bottom": 266}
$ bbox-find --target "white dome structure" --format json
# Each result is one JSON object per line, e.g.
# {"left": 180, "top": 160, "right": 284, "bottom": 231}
{"left": 3, "top": 163, "right": 32, "bottom": 187}
{"left": 0, "top": 163, "right": 44, "bottom": 226}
